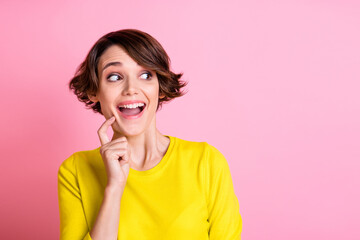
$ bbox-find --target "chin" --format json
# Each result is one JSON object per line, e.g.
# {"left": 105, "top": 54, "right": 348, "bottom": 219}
{"left": 113, "top": 125, "right": 146, "bottom": 138}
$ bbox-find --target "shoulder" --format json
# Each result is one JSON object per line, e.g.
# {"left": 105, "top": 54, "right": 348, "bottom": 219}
{"left": 58, "top": 147, "right": 101, "bottom": 176}
{"left": 171, "top": 135, "right": 227, "bottom": 165}
{"left": 171, "top": 135, "right": 207, "bottom": 151}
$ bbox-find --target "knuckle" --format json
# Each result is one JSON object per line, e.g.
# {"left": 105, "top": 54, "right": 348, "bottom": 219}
{"left": 99, "top": 146, "right": 108, "bottom": 155}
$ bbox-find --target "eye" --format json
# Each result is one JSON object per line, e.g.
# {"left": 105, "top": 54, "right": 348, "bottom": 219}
{"left": 140, "top": 72, "right": 152, "bottom": 80}
{"left": 107, "top": 74, "right": 122, "bottom": 82}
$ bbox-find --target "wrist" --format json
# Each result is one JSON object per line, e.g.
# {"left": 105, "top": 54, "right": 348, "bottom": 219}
{"left": 105, "top": 184, "right": 125, "bottom": 195}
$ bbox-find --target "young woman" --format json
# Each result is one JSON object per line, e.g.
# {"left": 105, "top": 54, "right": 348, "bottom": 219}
{"left": 58, "top": 29, "right": 242, "bottom": 240}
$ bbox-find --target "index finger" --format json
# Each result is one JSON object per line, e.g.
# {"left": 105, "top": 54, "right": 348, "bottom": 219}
{"left": 97, "top": 116, "right": 115, "bottom": 146}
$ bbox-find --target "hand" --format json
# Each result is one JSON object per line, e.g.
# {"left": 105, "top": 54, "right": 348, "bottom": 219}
{"left": 97, "top": 116, "right": 131, "bottom": 188}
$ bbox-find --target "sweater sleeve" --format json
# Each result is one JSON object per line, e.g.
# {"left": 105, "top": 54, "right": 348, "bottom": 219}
{"left": 58, "top": 154, "right": 93, "bottom": 240}
{"left": 205, "top": 144, "right": 242, "bottom": 239}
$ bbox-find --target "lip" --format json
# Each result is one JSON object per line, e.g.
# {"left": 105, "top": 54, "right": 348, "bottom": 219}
{"left": 117, "top": 100, "right": 146, "bottom": 120}
{"left": 117, "top": 100, "right": 146, "bottom": 106}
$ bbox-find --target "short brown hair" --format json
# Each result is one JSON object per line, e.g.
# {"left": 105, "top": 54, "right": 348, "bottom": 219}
{"left": 69, "top": 29, "right": 187, "bottom": 115}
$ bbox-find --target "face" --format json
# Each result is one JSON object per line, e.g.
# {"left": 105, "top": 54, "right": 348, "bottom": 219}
{"left": 89, "top": 45, "right": 163, "bottom": 138}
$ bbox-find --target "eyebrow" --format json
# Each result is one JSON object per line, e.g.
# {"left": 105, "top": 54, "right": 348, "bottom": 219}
{"left": 102, "top": 61, "right": 122, "bottom": 72}
{"left": 102, "top": 61, "right": 141, "bottom": 72}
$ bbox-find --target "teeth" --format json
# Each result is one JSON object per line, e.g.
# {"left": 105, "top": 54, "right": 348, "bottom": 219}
{"left": 119, "top": 103, "right": 145, "bottom": 109}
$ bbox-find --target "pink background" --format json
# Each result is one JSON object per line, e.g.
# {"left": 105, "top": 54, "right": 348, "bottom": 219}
{"left": 1, "top": 0, "right": 359, "bottom": 239}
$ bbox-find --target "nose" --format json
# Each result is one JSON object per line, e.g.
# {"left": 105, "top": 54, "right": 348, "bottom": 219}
{"left": 122, "top": 77, "right": 139, "bottom": 96}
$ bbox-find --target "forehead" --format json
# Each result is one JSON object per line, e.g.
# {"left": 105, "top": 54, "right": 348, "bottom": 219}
{"left": 98, "top": 45, "right": 137, "bottom": 70}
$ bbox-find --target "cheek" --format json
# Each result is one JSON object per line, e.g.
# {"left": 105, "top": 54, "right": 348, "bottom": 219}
{"left": 152, "top": 87, "right": 160, "bottom": 102}
{"left": 99, "top": 87, "right": 117, "bottom": 101}
{"left": 145, "top": 81, "right": 160, "bottom": 100}
{"left": 97, "top": 91, "right": 117, "bottom": 115}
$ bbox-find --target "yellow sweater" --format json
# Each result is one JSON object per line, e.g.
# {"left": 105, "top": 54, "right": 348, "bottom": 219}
{"left": 58, "top": 135, "right": 242, "bottom": 239}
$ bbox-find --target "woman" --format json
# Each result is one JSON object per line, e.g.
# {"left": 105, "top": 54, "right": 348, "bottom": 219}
{"left": 58, "top": 29, "right": 242, "bottom": 240}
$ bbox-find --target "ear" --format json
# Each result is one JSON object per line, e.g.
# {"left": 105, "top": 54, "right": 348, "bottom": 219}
{"left": 88, "top": 92, "right": 99, "bottom": 103}
{"left": 159, "top": 93, "right": 166, "bottom": 99}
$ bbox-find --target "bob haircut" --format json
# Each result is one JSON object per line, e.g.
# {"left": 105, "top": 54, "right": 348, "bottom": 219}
{"left": 69, "top": 29, "right": 187, "bottom": 115}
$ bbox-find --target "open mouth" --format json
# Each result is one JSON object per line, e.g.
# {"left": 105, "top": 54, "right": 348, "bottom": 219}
{"left": 117, "top": 103, "right": 146, "bottom": 116}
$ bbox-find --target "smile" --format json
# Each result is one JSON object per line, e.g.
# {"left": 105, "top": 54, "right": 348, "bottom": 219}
{"left": 117, "top": 102, "right": 146, "bottom": 119}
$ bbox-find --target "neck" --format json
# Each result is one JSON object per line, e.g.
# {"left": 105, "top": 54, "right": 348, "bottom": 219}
{"left": 111, "top": 124, "right": 169, "bottom": 171}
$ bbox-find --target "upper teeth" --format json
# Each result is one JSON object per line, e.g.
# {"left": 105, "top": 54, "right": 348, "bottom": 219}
{"left": 119, "top": 103, "right": 145, "bottom": 109}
